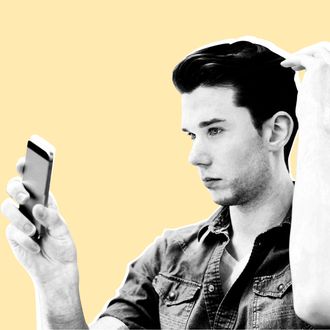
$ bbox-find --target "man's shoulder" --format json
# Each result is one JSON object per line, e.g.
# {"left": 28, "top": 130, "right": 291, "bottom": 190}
{"left": 159, "top": 206, "right": 222, "bottom": 247}
{"left": 162, "top": 218, "right": 208, "bottom": 241}
{"left": 123, "top": 207, "right": 224, "bottom": 287}
{"left": 130, "top": 207, "right": 223, "bottom": 272}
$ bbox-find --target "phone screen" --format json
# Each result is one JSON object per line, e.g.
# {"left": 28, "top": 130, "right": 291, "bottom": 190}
{"left": 23, "top": 146, "right": 52, "bottom": 206}
{"left": 19, "top": 136, "right": 54, "bottom": 240}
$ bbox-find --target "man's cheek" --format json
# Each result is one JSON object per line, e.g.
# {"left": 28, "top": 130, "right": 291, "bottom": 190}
{"left": 227, "top": 149, "right": 247, "bottom": 165}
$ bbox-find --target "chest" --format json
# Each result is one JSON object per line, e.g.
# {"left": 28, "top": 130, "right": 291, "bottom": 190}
{"left": 152, "top": 238, "right": 313, "bottom": 329}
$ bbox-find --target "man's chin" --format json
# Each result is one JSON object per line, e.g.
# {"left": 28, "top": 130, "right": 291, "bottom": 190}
{"left": 209, "top": 190, "right": 239, "bottom": 206}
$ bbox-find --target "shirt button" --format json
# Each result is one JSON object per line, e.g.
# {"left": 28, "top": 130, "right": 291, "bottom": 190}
{"left": 168, "top": 291, "right": 176, "bottom": 300}
{"left": 277, "top": 283, "right": 284, "bottom": 291}
{"left": 208, "top": 284, "right": 215, "bottom": 293}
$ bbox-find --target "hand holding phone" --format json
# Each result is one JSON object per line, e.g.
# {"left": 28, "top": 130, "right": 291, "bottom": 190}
{"left": 2, "top": 137, "right": 84, "bottom": 328}
{"left": 2, "top": 135, "right": 78, "bottom": 275}
{"left": 19, "top": 135, "right": 55, "bottom": 240}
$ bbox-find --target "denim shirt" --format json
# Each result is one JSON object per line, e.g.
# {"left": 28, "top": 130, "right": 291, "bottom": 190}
{"left": 100, "top": 206, "right": 313, "bottom": 329}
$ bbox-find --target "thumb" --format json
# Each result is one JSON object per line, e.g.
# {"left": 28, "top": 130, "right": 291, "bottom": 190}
{"left": 32, "top": 204, "right": 69, "bottom": 238}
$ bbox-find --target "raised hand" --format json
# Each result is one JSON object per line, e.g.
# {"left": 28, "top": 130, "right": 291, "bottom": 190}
{"left": 1, "top": 157, "right": 77, "bottom": 284}
{"left": 281, "top": 42, "right": 330, "bottom": 133}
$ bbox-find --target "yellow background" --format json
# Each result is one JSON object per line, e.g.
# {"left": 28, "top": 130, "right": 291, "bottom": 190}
{"left": 0, "top": 1, "right": 328, "bottom": 328}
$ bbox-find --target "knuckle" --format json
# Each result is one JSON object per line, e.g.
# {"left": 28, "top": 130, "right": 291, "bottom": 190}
{"left": 20, "top": 235, "right": 30, "bottom": 247}
{"left": 15, "top": 229, "right": 34, "bottom": 249}
{"left": 6, "top": 224, "right": 38, "bottom": 253}
{"left": 1, "top": 198, "right": 13, "bottom": 217}
{"left": 8, "top": 176, "right": 21, "bottom": 186}
{"left": 21, "top": 221, "right": 35, "bottom": 236}
{"left": 2, "top": 201, "right": 30, "bottom": 232}
{"left": 6, "top": 179, "right": 16, "bottom": 195}
{"left": 0, "top": 200, "right": 7, "bottom": 214}
{"left": 5, "top": 224, "right": 14, "bottom": 239}
{"left": 6, "top": 224, "right": 21, "bottom": 243}
{"left": 6, "top": 177, "right": 24, "bottom": 196}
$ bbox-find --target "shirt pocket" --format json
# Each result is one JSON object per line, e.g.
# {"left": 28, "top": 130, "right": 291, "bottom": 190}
{"left": 152, "top": 273, "right": 201, "bottom": 329}
{"left": 253, "top": 265, "right": 313, "bottom": 329}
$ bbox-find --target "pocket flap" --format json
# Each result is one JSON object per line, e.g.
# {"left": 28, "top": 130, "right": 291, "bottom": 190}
{"left": 152, "top": 273, "right": 200, "bottom": 306}
{"left": 253, "top": 265, "right": 292, "bottom": 298}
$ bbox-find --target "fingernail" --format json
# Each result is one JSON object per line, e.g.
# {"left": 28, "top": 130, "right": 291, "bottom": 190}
{"left": 17, "top": 193, "right": 29, "bottom": 204}
{"left": 32, "top": 244, "right": 40, "bottom": 254}
{"left": 23, "top": 223, "right": 35, "bottom": 235}
{"left": 35, "top": 206, "right": 46, "bottom": 220}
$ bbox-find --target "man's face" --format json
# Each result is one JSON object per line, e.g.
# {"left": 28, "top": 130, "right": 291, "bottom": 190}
{"left": 181, "top": 86, "right": 271, "bottom": 206}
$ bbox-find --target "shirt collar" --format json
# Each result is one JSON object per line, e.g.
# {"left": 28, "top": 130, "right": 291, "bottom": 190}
{"left": 197, "top": 205, "right": 231, "bottom": 242}
{"left": 197, "top": 203, "right": 292, "bottom": 242}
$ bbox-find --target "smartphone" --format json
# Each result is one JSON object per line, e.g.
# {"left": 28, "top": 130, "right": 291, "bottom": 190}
{"left": 19, "top": 135, "right": 55, "bottom": 240}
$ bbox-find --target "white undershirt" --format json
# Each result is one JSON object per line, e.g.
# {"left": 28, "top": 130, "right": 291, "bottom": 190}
{"left": 220, "top": 248, "right": 250, "bottom": 294}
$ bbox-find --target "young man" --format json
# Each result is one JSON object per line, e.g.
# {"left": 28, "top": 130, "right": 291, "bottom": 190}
{"left": 2, "top": 38, "right": 330, "bottom": 329}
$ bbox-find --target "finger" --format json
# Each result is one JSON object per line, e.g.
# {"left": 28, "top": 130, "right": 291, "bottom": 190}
{"left": 281, "top": 54, "right": 317, "bottom": 71}
{"left": 6, "top": 177, "right": 30, "bottom": 204}
{"left": 291, "top": 65, "right": 305, "bottom": 71}
{"left": 6, "top": 224, "right": 40, "bottom": 254}
{"left": 33, "top": 204, "right": 68, "bottom": 238}
{"left": 294, "top": 45, "right": 330, "bottom": 64}
{"left": 292, "top": 42, "right": 330, "bottom": 57}
{"left": 16, "top": 157, "right": 25, "bottom": 176}
{"left": 318, "top": 47, "right": 330, "bottom": 65}
{"left": 1, "top": 199, "right": 36, "bottom": 236}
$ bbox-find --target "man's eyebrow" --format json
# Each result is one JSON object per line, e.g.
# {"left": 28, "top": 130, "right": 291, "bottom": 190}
{"left": 182, "top": 118, "right": 226, "bottom": 132}
{"left": 199, "top": 118, "right": 226, "bottom": 128}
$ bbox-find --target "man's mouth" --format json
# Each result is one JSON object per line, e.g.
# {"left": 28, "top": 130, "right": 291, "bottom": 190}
{"left": 202, "top": 177, "right": 221, "bottom": 182}
{"left": 202, "top": 177, "right": 221, "bottom": 188}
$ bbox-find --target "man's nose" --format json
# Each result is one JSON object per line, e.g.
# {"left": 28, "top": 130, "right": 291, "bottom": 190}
{"left": 188, "top": 139, "right": 211, "bottom": 167}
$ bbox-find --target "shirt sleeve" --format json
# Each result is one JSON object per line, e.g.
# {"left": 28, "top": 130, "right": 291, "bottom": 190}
{"left": 98, "top": 234, "right": 166, "bottom": 329}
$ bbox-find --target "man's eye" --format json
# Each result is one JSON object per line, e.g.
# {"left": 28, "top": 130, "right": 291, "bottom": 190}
{"left": 208, "top": 127, "right": 223, "bottom": 136}
{"left": 188, "top": 132, "right": 196, "bottom": 140}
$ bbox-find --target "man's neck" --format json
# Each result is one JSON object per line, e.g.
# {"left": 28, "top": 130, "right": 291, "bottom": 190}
{"left": 226, "top": 174, "right": 294, "bottom": 261}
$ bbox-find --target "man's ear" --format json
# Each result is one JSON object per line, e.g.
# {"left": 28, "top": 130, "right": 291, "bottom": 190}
{"left": 262, "top": 111, "right": 294, "bottom": 151}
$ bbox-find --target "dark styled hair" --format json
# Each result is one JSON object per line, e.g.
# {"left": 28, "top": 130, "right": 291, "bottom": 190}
{"left": 172, "top": 41, "right": 298, "bottom": 170}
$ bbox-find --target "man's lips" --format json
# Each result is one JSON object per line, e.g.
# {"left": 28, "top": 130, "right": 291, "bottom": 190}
{"left": 202, "top": 177, "right": 222, "bottom": 188}
{"left": 202, "top": 177, "right": 221, "bottom": 182}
